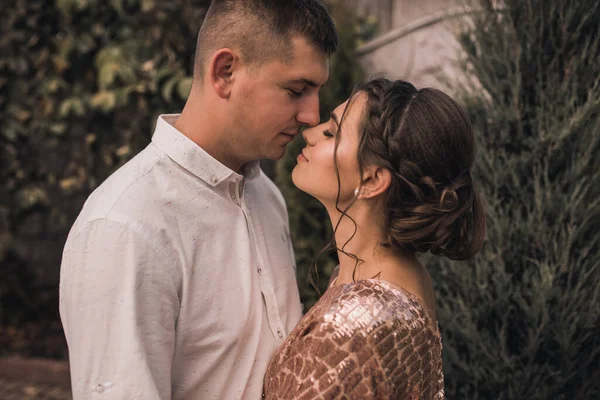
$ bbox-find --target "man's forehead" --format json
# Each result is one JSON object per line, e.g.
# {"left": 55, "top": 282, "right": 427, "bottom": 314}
{"left": 284, "top": 36, "right": 329, "bottom": 85}
{"left": 282, "top": 61, "right": 330, "bottom": 88}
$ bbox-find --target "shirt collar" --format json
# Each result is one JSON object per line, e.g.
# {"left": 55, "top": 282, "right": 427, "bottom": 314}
{"left": 151, "top": 114, "right": 261, "bottom": 186}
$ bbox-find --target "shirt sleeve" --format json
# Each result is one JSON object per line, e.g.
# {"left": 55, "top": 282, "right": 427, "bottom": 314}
{"left": 264, "top": 316, "right": 441, "bottom": 399}
{"left": 264, "top": 319, "right": 386, "bottom": 399}
{"left": 59, "top": 219, "right": 181, "bottom": 400}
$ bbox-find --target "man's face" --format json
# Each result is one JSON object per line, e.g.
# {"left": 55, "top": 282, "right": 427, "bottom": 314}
{"left": 228, "top": 36, "right": 329, "bottom": 164}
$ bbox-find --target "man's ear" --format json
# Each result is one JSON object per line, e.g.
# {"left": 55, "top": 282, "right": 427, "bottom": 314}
{"left": 358, "top": 165, "right": 392, "bottom": 199}
{"left": 208, "top": 48, "right": 237, "bottom": 99}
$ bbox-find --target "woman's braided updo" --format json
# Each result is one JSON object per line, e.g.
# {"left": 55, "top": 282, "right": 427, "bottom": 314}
{"left": 353, "top": 78, "right": 485, "bottom": 260}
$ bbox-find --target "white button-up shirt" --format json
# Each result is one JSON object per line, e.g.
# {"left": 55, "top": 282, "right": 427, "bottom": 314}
{"left": 59, "top": 115, "right": 302, "bottom": 399}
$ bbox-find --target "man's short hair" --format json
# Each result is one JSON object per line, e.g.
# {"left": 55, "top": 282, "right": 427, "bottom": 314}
{"left": 194, "top": 0, "right": 339, "bottom": 80}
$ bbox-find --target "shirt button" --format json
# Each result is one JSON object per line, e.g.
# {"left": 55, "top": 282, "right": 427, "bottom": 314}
{"left": 257, "top": 268, "right": 262, "bottom": 274}
{"left": 277, "top": 330, "right": 284, "bottom": 339}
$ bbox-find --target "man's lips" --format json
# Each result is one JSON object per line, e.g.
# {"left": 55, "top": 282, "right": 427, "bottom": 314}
{"left": 281, "top": 130, "right": 300, "bottom": 136}
{"left": 280, "top": 132, "right": 299, "bottom": 142}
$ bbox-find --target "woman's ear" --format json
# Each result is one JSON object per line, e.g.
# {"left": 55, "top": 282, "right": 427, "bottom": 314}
{"left": 358, "top": 166, "right": 392, "bottom": 199}
{"left": 208, "top": 48, "right": 237, "bottom": 99}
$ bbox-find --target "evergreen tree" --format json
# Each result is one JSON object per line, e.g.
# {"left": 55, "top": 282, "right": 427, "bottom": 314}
{"left": 432, "top": 0, "right": 600, "bottom": 397}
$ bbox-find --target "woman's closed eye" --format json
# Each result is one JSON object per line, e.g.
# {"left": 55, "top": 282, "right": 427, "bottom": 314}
{"left": 323, "top": 129, "right": 334, "bottom": 138}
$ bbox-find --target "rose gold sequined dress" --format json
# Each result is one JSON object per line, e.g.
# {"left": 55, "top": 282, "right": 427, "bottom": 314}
{"left": 263, "top": 279, "right": 445, "bottom": 399}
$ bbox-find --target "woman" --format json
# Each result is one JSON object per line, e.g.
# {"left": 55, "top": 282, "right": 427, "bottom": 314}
{"left": 263, "top": 78, "right": 485, "bottom": 399}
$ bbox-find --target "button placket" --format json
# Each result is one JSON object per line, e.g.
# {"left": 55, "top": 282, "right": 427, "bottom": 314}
{"left": 276, "top": 326, "right": 286, "bottom": 339}
{"left": 241, "top": 200, "right": 286, "bottom": 342}
{"left": 238, "top": 180, "right": 245, "bottom": 199}
{"left": 229, "top": 181, "right": 240, "bottom": 206}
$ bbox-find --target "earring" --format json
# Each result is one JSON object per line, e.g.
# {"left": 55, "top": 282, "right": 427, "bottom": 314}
{"left": 354, "top": 187, "right": 360, "bottom": 197}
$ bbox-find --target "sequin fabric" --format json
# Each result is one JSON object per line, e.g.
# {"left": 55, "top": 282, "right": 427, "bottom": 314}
{"left": 263, "top": 279, "right": 445, "bottom": 399}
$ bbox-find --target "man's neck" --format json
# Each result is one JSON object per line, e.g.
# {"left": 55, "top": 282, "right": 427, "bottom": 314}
{"left": 174, "top": 97, "right": 245, "bottom": 173}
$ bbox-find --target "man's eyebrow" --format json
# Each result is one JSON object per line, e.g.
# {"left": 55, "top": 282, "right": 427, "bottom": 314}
{"left": 330, "top": 112, "right": 340, "bottom": 128}
{"left": 288, "top": 78, "right": 320, "bottom": 88}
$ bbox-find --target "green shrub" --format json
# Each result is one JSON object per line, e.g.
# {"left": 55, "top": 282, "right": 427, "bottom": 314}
{"left": 0, "top": 0, "right": 208, "bottom": 357}
{"left": 0, "top": 0, "right": 368, "bottom": 356}
{"left": 431, "top": 1, "right": 600, "bottom": 398}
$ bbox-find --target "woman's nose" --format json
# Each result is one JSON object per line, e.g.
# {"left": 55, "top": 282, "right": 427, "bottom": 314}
{"left": 302, "top": 127, "right": 315, "bottom": 146}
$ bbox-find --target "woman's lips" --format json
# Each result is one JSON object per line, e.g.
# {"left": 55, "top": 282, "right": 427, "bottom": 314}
{"left": 297, "top": 152, "right": 308, "bottom": 162}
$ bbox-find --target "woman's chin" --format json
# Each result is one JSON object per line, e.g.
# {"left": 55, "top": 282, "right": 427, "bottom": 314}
{"left": 291, "top": 171, "right": 315, "bottom": 197}
{"left": 291, "top": 172, "right": 306, "bottom": 192}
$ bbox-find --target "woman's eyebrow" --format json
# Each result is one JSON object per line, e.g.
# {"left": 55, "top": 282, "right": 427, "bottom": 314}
{"left": 330, "top": 112, "right": 340, "bottom": 128}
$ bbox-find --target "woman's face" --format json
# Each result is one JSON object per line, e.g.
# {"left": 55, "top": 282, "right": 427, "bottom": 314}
{"left": 292, "top": 94, "right": 366, "bottom": 206}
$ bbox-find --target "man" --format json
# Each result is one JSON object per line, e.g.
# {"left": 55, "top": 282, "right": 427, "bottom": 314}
{"left": 59, "top": 1, "right": 338, "bottom": 398}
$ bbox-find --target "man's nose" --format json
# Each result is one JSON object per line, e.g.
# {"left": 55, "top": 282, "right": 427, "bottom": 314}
{"left": 296, "top": 94, "right": 320, "bottom": 128}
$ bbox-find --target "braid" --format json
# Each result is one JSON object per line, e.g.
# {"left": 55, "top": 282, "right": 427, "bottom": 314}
{"left": 354, "top": 78, "right": 484, "bottom": 261}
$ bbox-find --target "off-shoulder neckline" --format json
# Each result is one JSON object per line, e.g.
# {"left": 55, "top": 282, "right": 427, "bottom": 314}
{"left": 329, "top": 278, "right": 439, "bottom": 330}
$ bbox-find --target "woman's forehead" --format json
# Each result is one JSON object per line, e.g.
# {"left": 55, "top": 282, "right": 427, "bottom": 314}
{"left": 336, "top": 94, "right": 367, "bottom": 137}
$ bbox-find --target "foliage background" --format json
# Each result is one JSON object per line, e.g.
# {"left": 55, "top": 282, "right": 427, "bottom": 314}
{"left": 0, "top": 0, "right": 367, "bottom": 357}
{"left": 1, "top": 0, "right": 599, "bottom": 399}
{"left": 428, "top": 0, "right": 600, "bottom": 398}
{"left": 1, "top": 0, "right": 209, "bottom": 357}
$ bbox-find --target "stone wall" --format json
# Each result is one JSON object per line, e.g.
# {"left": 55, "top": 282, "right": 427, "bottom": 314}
{"left": 350, "top": 0, "right": 470, "bottom": 90}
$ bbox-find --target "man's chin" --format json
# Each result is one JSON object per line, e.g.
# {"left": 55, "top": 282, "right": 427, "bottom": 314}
{"left": 262, "top": 147, "right": 288, "bottom": 162}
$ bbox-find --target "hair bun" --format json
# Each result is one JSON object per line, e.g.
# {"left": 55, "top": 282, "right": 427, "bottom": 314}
{"left": 385, "top": 170, "right": 483, "bottom": 260}
{"left": 354, "top": 78, "right": 485, "bottom": 261}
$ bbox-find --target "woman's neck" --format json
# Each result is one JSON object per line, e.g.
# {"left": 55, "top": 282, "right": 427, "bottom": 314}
{"left": 325, "top": 202, "right": 404, "bottom": 284}
{"left": 327, "top": 203, "right": 435, "bottom": 318}
{"left": 323, "top": 200, "right": 436, "bottom": 319}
